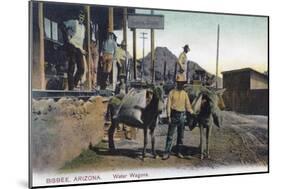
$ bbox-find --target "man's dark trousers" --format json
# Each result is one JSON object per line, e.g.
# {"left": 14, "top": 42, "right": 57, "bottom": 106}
{"left": 67, "top": 44, "right": 84, "bottom": 90}
{"left": 164, "top": 109, "right": 186, "bottom": 154}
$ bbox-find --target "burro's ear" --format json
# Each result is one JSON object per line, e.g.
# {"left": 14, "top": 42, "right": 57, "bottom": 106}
{"left": 215, "top": 88, "right": 226, "bottom": 96}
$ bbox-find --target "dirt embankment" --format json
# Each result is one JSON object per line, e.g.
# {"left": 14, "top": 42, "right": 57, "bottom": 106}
{"left": 31, "top": 96, "right": 107, "bottom": 171}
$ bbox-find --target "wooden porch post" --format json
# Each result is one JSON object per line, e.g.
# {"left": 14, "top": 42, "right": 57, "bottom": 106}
{"left": 85, "top": 5, "right": 92, "bottom": 90}
{"left": 108, "top": 7, "right": 117, "bottom": 90}
{"left": 108, "top": 7, "right": 114, "bottom": 32}
{"left": 133, "top": 28, "right": 137, "bottom": 80}
{"left": 123, "top": 8, "right": 127, "bottom": 52}
{"left": 38, "top": 2, "right": 45, "bottom": 89}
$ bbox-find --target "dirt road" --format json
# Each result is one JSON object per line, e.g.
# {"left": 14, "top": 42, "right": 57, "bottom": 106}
{"left": 61, "top": 111, "right": 268, "bottom": 172}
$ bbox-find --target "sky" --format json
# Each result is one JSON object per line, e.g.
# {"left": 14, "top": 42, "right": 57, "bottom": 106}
{"left": 114, "top": 9, "right": 268, "bottom": 76}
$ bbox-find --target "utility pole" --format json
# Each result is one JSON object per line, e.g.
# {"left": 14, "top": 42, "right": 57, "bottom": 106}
{"left": 216, "top": 24, "right": 220, "bottom": 89}
{"left": 163, "top": 61, "right": 167, "bottom": 82}
{"left": 133, "top": 29, "right": 137, "bottom": 80}
{"left": 140, "top": 32, "right": 148, "bottom": 81}
{"left": 163, "top": 52, "right": 166, "bottom": 82}
{"left": 150, "top": 10, "right": 155, "bottom": 84}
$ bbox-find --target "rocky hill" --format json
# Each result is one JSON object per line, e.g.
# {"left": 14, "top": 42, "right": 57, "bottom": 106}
{"left": 138, "top": 47, "right": 222, "bottom": 87}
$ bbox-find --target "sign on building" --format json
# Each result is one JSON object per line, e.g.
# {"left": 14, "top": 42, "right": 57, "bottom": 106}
{"left": 128, "top": 14, "right": 164, "bottom": 29}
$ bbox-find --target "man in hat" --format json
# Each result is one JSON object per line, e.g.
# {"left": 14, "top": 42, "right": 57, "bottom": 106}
{"left": 63, "top": 10, "right": 86, "bottom": 90}
{"left": 115, "top": 40, "right": 129, "bottom": 81}
{"left": 115, "top": 74, "right": 127, "bottom": 97}
{"left": 177, "top": 44, "right": 190, "bottom": 82}
{"left": 162, "top": 74, "right": 194, "bottom": 160}
{"left": 114, "top": 74, "right": 136, "bottom": 139}
{"left": 101, "top": 32, "right": 117, "bottom": 89}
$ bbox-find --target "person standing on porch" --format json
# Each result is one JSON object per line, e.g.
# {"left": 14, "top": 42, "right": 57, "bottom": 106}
{"left": 63, "top": 10, "right": 86, "bottom": 90}
{"left": 90, "top": 40, "right": 99, "bottom": 89}
{"left": 115, "top": 40, "right": 132, "bottom": 81}
{"left": 100, "top": 32, "right": 117, "bottom": 89}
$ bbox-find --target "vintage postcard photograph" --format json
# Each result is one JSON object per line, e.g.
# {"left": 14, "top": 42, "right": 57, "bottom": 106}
{"left": 29, "top": 0, "right": 269, "bottom": 188}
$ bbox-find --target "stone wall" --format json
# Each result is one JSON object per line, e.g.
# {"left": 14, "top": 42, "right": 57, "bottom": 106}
{"left": 31, "top": 96, "right": 106, "bottom": 171}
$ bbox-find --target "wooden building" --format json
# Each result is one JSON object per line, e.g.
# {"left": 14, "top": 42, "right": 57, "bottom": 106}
{"left": 222, "top": 68, "right": 268, "bottom": 90}
{"left": 30, "top": 1, "right": 134, "bottom": 91}
{"left": 222, "top": 68, "right": 268, "bottom": 115}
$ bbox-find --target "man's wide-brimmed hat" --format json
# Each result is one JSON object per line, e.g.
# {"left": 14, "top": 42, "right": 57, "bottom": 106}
{"left": 183, "top": 44, "right": 190, "bottom": 52}
{"left": 176, "top": 74, "right": 187, "bottom": 83}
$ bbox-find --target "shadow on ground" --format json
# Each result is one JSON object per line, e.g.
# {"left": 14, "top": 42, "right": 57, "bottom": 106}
{"left": 91, "top": 143, "right": 201, "bottom": 160}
